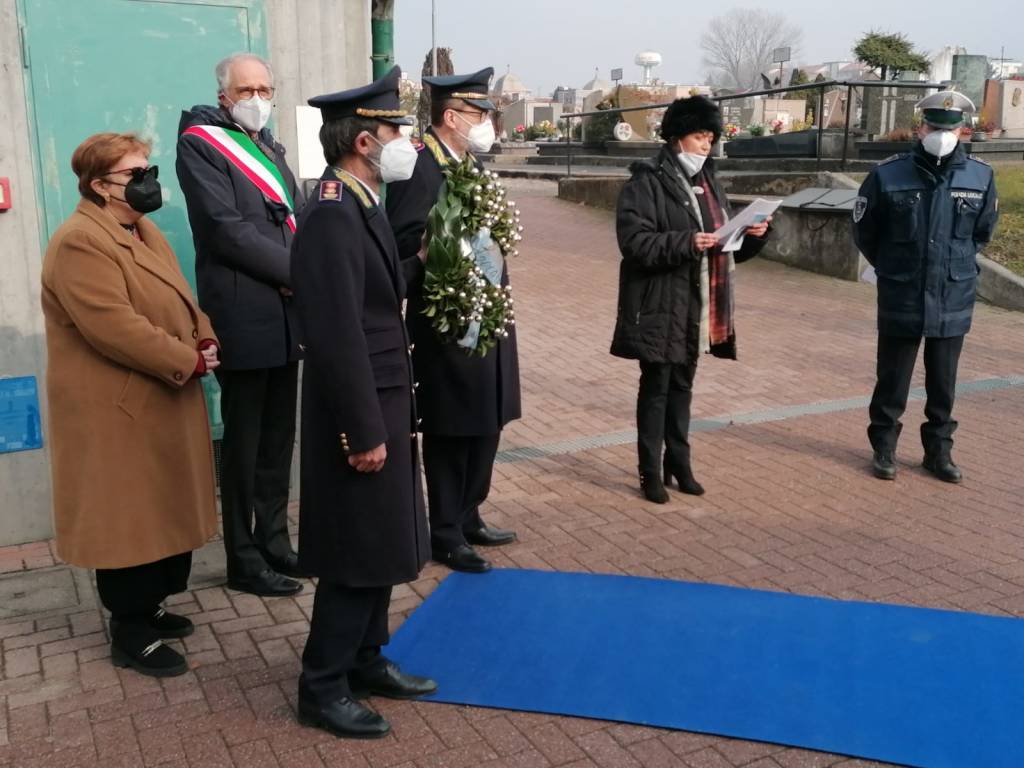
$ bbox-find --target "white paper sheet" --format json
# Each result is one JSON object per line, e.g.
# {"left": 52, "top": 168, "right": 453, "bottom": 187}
{"left": 713, "top": 198, "right": 781, "bottom": 252}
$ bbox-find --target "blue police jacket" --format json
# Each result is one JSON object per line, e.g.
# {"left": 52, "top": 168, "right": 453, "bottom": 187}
{"left": 853, "top": 142, "right": 999, "bottom": 338}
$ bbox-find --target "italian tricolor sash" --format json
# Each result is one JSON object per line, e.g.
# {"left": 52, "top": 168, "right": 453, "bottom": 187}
{"left": 183, "top": 125, "right": 296, "bottom": 232}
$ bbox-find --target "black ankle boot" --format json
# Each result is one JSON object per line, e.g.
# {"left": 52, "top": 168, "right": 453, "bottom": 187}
{"left": 664, "top": 459, "right": 705, "bottom": 496}
{"left": 148, "top": 607, "right": 195, "bottom": 639}
{"left": 109, "top": 621, "right": 188, "bottom": 677}
{"left": 639, "top": 471, "right": 669, "bottom": 504}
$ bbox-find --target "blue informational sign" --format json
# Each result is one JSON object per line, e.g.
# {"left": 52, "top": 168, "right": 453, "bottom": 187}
{"left": 0, "top": 376, "right": 44, "bottom": 454}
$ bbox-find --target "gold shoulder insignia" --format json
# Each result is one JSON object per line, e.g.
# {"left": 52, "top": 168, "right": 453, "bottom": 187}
{"left": 422, "top": 133, "right": 450, "bottom": 166}
{"left": 332, "top": 169, "right": 372, "bottom": 209}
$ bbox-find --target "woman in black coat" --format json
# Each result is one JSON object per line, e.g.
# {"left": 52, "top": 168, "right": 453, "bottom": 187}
{"left": 611, "top": 96, "right": 771, "bottom": 503}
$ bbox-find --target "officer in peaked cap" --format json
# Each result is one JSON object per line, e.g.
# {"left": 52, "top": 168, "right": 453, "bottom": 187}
{"left": 853, "top": 88, "right": 999, "bottom": 484}
{"left": 386, "top": 68, "right": 522, "bottom": 575}
{"left": 422, "top": 67, "right": 496, "bottom": 112}
{"left": 291, "top": 65, "right": 436, "bottom": 740}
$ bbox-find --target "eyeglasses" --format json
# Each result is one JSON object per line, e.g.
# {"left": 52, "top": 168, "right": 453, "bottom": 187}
{"left": 233, "top": 86, "right": 275, "bottom": 100}
{"left": 450, "top": 109, "right": 489, "bottom": 124}
{"left": 105, "top": 165, "right": 158, "bottom": 181}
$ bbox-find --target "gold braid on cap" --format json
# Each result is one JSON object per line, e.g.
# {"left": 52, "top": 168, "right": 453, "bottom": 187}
{"left": 450, "top": 92, "right": 487, "bottom": 100}
{"left": 355, "top": 108, "right": 407, "bottom": 118}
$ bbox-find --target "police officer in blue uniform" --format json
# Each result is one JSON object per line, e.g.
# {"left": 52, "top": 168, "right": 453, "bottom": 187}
{"left": 291, "top": 67, "right": 436, "bottom": 739}
{"left": 386, "top": 69, "right": 521, "bottom": 574}
{"left": 854, "top": 91, "right": 999, "bottom": 483}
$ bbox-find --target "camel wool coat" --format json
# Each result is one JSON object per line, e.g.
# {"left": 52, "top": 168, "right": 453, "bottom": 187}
{"left": 41, "top": 200, "right": 219, "bottom": 569}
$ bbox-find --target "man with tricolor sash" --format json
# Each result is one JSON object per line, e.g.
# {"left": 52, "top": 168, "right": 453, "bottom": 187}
{"left": 176, "top": 52, "right": 306, "bottom": 598}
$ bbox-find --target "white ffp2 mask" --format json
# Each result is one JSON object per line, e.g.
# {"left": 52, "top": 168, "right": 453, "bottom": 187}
{"left": 922, "top": 129, "right": 959, "bottom": 159}
{"left": 229, "top": 95, "right": 273, "bottom": 133}
{"left": 370, "top": 135, "right": 418, "bottom": 183}
{"left": 455, "top": 112, "right": 496, "bottom": 154}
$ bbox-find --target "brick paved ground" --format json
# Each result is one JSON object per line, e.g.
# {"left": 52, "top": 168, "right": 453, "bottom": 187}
{"left": 3, "top": 179, "right": 1024, "bottom": 768}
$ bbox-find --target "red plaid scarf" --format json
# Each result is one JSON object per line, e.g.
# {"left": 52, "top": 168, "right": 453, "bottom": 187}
{"left": 698, "top": 175, "right": 731, "bottom": 346}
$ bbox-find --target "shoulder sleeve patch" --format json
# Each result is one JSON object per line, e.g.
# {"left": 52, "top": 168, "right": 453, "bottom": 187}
{"left": 318, "top": 180, "right": 343, "bottom": 202}
{"left": 853, "top": 196, "right": 868, "bottom": 222}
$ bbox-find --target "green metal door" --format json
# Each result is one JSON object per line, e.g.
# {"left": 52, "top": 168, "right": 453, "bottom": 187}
{"left": 20, "top": 0, "right": 268, "bottom": 437}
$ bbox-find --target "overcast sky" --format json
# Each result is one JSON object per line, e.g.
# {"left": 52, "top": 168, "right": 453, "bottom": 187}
{"left": 392, "top": 0, "right": 1013, "bottom": 95}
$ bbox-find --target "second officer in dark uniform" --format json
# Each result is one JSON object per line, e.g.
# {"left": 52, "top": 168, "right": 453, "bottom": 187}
{"left": 386, "top": 68, "right": 521, "bottom": 573}
{"left": 854, "top": 90, "right": 999, "bottom": 484}
{"left": 291, "top": 67, "right": 435, "bottom": 739}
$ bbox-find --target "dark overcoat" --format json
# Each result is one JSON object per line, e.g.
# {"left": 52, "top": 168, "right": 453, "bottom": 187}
{"left": 385, "top": 128, "right": 521, "bottom": 436}
{"left": 176, "top": 105, "right": 304, "bottom": 370}
{"left": 853, "top": 142, "right": 999, "bottom": 338}
{"left": 291, "top": 169, "right": 429, "bottom": 587}
{"left": 611, "top": 147, "right": 767, "bottom": 364}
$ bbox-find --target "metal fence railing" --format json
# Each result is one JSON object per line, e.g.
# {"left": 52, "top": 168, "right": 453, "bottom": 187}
{"left": 557, "top": 79, "right": 945, "bottom": 176}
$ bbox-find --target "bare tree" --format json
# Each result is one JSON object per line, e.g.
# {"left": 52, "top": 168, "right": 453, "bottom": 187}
{"left": 700, "top": 9, "right": 802, "bottom": 91}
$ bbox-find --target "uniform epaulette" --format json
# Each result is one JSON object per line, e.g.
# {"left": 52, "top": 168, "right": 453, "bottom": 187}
{"left": 968, "top": 154, "right": 991, "bottom": 166}
{"left": 878, "top": 153, "right": 905, "bottom": 166}
{"left": 317, "top": 180, "right": 343, "bottom": 203}
{"left": 422, "top": 133, "right": 449, "bottom": 166}
{"left": 332, "top": 169, "right": 373, "bottom": 209}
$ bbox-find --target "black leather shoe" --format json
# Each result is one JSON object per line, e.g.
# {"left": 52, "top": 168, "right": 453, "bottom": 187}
{"left": 267, "top": 553, "right": 311, "bottom": 580}
{"left": 297, "top": 696, "right": 390, "bottom": 739}
{"left": 465, "top": 525, "right": 517, "bottom": 547}
{"left": 639, "top": 472, "right": 669, "bottom": 504}
{"left": 109, "top": 624, "right": 188, "bottom": 678}
{"left": 872, "top": 451, "right": 897, "bottom": 480}
{"left": 663, "top": 460, "right": 705, "bottom": 496}
{"left": 227, "top": 568, "right": 303, "bottom": 597}
{"left": 148, "top": 607, "right": 194, "bottom": 639}
{"left": 432, "top": 544, "right": 491, "bottom": 573}
{"left": 923, "top": 454, "right": 963, "bottom": 484}
{"left": 350, "top": 661, "right": 438, "bottom": 700}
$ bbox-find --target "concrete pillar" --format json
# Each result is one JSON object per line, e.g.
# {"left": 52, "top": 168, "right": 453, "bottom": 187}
{"left": 266, "top": 0, "right": 372, "bottom": 162}
{"left": 0, "top": 0, "right": 53, "bottom": 544}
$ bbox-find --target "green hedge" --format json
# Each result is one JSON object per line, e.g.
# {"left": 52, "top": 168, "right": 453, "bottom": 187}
{"left": 986, "top": 165, "right": 1024, "bottom": 278}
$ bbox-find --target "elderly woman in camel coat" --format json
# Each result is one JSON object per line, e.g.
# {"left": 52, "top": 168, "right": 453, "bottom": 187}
{"left": 41, "top": 132, "right": 219, "bottom": 678}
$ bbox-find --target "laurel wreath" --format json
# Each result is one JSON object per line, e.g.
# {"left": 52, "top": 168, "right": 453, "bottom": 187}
{"left": 422, "top": 156, "right": 523, "bottom": 356}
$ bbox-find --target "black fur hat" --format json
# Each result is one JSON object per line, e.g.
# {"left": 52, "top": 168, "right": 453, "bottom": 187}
{"left": 660, "top": 96, "right": 722, "bottom": 142}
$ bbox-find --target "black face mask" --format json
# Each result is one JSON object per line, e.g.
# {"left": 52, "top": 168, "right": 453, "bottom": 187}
{"left": 106, "top": 166, "right": 163, "bottom": 213}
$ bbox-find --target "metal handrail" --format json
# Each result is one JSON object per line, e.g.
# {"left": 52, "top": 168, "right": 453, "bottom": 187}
{"left": 558, "top": 79, "right": 945, "bottom": 175}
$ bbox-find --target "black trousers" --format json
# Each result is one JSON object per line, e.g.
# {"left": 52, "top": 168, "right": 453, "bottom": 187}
{"left": 422, "top": 433, "right": 500, "bottom": 551}
{"left": 868, "top": 334, "right": 965, "bottom": 456}
{"left": 637, "top": 361, "right": 697, "bottom": 476}
{"left": 216, "top": 363, "right": 298, "bottom": 579}
{"left": 95, "top": 551, "right": 192, "bottom": 623}
{"left": 300, "top": 580, "right": 392, "bottom": 704}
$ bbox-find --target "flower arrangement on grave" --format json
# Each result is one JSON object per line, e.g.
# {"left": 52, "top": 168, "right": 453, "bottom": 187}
{"left": 511, "top": 124, "right": 527, "bottom": 141}
{"left": 747, "top": 123, "right": 765, "bottom": 137}
{"left": 526, "top": 120, "right": 558, "bottom": 140}
{"left": 422, "top": 156, "right": 522, "bottom": 356}
{"left": 723, "top": 123, "right": 740, "bottom": 140}
{"left": 770, "top": 118, "right": 785, "bottom": 134}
